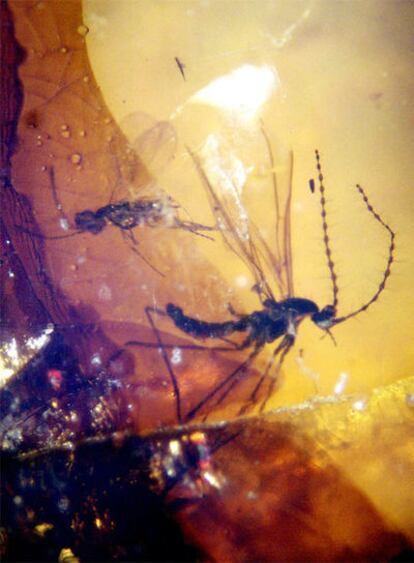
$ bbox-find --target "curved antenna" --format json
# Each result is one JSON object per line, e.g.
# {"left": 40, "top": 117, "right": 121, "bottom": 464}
{"left": 315, "top": 150, "right": 339, "bottom": 310}
{"left": 16, "top": 225, "right": 80, "bottom": 240}
{"left": 16, "top": 165, "right": 80, "bottom": 240}
{"left": 332, "top": 183, "right": 395, "bottom": 325}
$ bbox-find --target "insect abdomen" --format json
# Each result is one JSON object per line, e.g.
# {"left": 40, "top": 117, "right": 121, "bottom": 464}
{"left": 166, "top": 304, "right": 247, "bottom": 339}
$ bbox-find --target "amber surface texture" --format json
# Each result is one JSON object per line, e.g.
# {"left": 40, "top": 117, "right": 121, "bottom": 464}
{"left": 1, "top": 0, "right": 414, "bottom": 561}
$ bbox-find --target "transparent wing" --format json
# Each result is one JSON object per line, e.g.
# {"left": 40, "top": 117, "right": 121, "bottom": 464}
{"left": 188, "top": 128, "right": 294, "bottom": 302}
{"left": 118, "top": 111, "right": 177, "bottom": 197}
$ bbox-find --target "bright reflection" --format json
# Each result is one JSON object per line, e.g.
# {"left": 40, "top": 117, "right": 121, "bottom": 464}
{"left": 179, "top": 64, "right": 280, "bottom": 124}
{"left": 0, "top": 326, "right": 54, "bottom": 388}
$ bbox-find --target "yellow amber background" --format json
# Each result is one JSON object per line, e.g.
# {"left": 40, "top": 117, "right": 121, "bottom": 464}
{"left": 83, "top": 0, "right": 413, "bottom": 399}
{"left": 82, "top": 0, "right": 414, "bottom": 539}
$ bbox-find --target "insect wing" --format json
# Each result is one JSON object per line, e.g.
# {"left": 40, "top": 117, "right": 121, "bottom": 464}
{"left": 188, "top": 129, "right": 295, "bottom": 301}
{"left": 120, "top": 111, "right": 178, "bottom": 194}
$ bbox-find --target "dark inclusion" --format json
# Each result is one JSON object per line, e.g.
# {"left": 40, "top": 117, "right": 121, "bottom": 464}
{"left": 0, "top": 331, "right": 131, "bottom": 455}
{"left": 1, "top": 435, "right": 201, "bottom": 562}
{"left": 0, "top": 331, "right": 202, "bottom": 561}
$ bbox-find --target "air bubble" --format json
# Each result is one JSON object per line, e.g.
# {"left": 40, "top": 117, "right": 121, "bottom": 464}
{"left": 79, "top": 130, "right": 86, "bottom": 137}
{"left": 60, "top": 46, "right": 68, "bottom": 54}
{"left": 77, "top": 24, "right": 89, "bottom": 37}
{"left": 83, "top": 75, "right": 90, "bottom": 83}
{"left": 70, "top": 153, "right": 82, "bottom": 165}
{"left": 61, "top": 130, "right": 71, "bottom": 139}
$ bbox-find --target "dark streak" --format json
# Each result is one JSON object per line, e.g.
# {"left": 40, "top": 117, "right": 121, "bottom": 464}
{"left": 175, "top": 56, "right": 186, "bottom": 81}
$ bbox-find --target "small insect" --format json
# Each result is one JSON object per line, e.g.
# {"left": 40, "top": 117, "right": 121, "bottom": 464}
{"left": 18, "top": 166, "right": 215, "bottom": 276}
{"left": 127, "top": 132, "right": 395, "bottom": 424}
{"left": 309, "top": 178, "right": 315, "bottom": 193}
{"left": 175, "top": 56, "right": 186, "bottom": 81}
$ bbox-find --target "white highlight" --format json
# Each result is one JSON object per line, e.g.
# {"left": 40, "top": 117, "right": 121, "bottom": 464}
{"left": 170, "top": 346, "right": 182, "bottom": 366}
{"left": 190, "top": 64, "right": 279, "bottom": 123}
{"left": 169, "top": 439, "right": 181, "bottom": 457}
{"left": 334, "top": 372, "right": 349, "bottom": 395}
{"left": 91, "top": 353, "right": 102, "bottom": 367}
{"left": 352, "top": 398, "right": 368, "bottom": 412}
{"left": 59, "top": 217, "right": 70, "bottom": 231}
{"left": 202, "top": 471, "right": 222, "bottom": 490}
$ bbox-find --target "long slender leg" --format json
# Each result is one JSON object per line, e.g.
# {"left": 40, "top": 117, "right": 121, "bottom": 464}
{"left": 144, "top": 305, "right": 183, "bottom": 423}
{"left": 142, "top": 306, "right": 245, "bottom": 423}
{"left": 185, "top": 346, "right": 261, "bottom": 422}
{"left": 48, "top": 167, "right": 72, "bottom": 228}
{"left": 259, "top": 336, "right": 294, "bottom": 413}
{"left": 173, "top": 219, "right": 215, "bottom": 241}
{"left": 121, "top": 230, "right": 165, "bottom": 277}
{"left": 238, "top": 335, "right": 294, "bottom": 416}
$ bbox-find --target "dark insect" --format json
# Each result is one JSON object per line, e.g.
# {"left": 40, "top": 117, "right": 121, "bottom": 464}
{"left": 18, "top": 166, "right": 215, "bottom": 276}
{"left": 174, "top": 56, "right": 186, "bottom": 81}
{"left": 309, "top": 177, "right": 315, "bottom": 193}
{"left": 127, "top": 131, "right": 395, "bottom": 425}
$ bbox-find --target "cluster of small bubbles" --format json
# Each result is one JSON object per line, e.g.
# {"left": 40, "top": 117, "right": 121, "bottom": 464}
{"left": 70, "top": 153, "right": 82, "bottom": 165}
{"left": 2, "top": 427, "right": 24, "bottom": 450}
{"left": 60, "top": 124, "right": 71, "bottom": 139}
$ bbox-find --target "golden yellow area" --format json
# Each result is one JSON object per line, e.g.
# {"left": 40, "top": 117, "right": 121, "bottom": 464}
{"left": 34, "top": 522, "right": 54, "bottom": 536}
{"left": 275, "top": 375, "right": 414, "bottom": 541}
{"left": 82, "top": 0, "right": 414, "bottom": 538}
{"left": 83, "top": 0, "right": 413, "bottom": 401}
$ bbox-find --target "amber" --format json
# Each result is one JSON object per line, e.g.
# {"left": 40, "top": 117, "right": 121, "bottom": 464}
{"left": 1, "top": 1, "right": 413, "bottom": 561}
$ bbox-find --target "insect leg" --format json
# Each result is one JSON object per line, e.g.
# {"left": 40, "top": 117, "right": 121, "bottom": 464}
{"left": 14, "top": 166, "right": 80, "bottom": 240}
{"left": 258, "top": 335, "right": 295, "bottom": 414}
{"left": 48, "top": 167, "right": 72, "bottom": 229}
{"left": 121, "top": 229, "right": 166, "bottom": 277}
{"left": 184, "top": 345, "right": 262, "bottom": 423}
{"left": 172, "top": 219, "right": 215, "bottom": 241}
{"left": 143, "top": 305, "right": 183, "bottom": 423}
{"left": 141, "top": 306, "right": 237, "bottom": 423}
